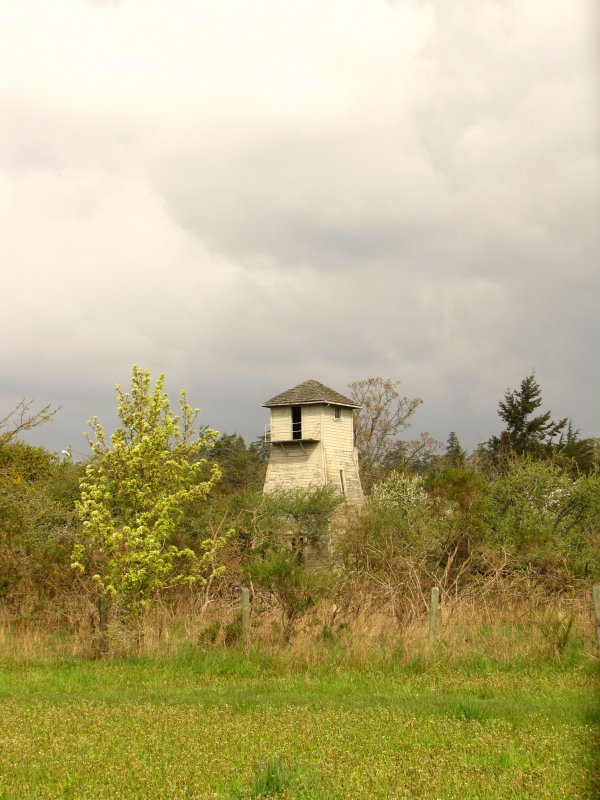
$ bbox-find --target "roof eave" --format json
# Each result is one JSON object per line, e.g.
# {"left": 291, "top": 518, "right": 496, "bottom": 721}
{"left": 262, "top": 400, "right": 361, "bottom": 409}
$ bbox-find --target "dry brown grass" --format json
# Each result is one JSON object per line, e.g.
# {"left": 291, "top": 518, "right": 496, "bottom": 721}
{"left": 1, "top": 576, "right": 597, "bottom": 665}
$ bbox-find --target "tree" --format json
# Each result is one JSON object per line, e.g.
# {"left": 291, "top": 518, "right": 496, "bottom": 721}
{"left": 0, "top": 399, "right": 60, "bottom": 449}
{"left": 205, "top": 432, "right": 266, "bottom": 494}
{"left": 425, "top": 467, "right": 488, "bottom": 563}
{"left": 445, "top": 432, "right": 467, "bottom": 468}
{"left": 384, "top": 432, "right": 442, "bottom": 474}
{"left": 72, "top": 366, "right": 225, "bottom": 607}
{"left": 556, "top": 421, "right": 597, "bottom": 475}
{"left": 0, "top": 440, "right": 83, "bottom": 606}
{"left": 369, "top": 471, "right": 428, "bottom": 511}
{"left": 0, "top": 399, "right": 70, "bottom": 605}
{"left": 349, "top": 377, "right": 437, "bottom": 487}
{"left": 489, "top": 373, "right": 567, "bottom": 458}
{"left": 483, "top": 456, "right": 600, "bottom": 579}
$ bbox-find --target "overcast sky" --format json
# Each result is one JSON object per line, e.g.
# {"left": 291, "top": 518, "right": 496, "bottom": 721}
{"left": 1, "top": 0, "right": 598, "bottom": 457}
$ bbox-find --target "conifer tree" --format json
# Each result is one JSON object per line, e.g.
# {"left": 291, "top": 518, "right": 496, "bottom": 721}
{"left": 556, "top": 421, "right": 597, "bottom": 474}
{"left": 445, "top": 431, "right": 467, "bottom": 467}
{"left": 490, "top": 373, "right": 567, "bottom": 457}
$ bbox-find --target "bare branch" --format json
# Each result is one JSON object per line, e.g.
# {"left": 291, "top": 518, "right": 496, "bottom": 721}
{"left": 349, "top": 377, "right": 423, "bottom": 487}
{"left": 0, "top": 399, "right": 61, "bottom": 447}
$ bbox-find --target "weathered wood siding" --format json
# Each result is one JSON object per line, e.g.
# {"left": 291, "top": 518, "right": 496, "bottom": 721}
{"left": 264, "top": 402, "right": 364, "bottom": 504}
{"left": 321, "top": 405, "right": 353, "bottom": 450}
{"left": 269, "top": 404, "right": 323, "bottom": 442}
{"left": 321, "top": 406, "right": 364, "bottom": 504}
{"left": 263, "top": 440, "right": 324, "bottom": 493}
{"left": 324, "top": 446, "right": 364, "bottom": 505}
{"left": 270, "top": 406, "right": 292, "bottom": 441}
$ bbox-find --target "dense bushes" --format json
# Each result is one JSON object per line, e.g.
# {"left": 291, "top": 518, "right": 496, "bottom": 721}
{"left": 0, "top": 431, "right": 598, "bottom": 646}
{"left": 0, "top": 444, "right": 83, "bottom": 609}
{"left": 484, "top": 458, "right": 600, "bottom": 578}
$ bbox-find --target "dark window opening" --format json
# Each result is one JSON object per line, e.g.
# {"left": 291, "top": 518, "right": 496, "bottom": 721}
{"left": 334, "top": 406, "right": 341, "bottom": 419}
{"left": 291, "top": 406, "right": 302, "bottom": 440}
{"left": 339, "top": 469, "right": 346, "bottom": 496}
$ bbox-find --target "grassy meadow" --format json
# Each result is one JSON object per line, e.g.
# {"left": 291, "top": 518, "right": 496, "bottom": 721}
{"left": 2, "top": 373, "right": 600, "bottom": 798}
{"left": 0, "top": 647, "right": 598, "bottom": 800}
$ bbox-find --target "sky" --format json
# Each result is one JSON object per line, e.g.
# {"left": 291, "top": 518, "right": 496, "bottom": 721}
{"left": 1, "top": 0, "right": 598, "bottom": 458}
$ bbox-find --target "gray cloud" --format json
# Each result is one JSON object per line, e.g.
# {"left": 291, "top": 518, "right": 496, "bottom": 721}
{"left": 1, "top": 0, "right": 598, "bottom": 456}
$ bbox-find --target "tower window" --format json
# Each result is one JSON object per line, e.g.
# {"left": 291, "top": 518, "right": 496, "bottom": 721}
{"left": 291, "top": 406, "right": 302, "bottom": 439}
{"left": 333, "top": 406, "right": 341, "bottom": 420}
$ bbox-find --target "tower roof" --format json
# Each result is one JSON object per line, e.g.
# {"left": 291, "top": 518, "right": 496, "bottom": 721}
{"left": 263, "top": 379, "right": 360, "bottom": 409}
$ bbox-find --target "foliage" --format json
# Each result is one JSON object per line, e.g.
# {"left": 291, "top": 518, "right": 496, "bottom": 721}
{"left": 0, "top": 439, "right": 55, "bottom": 482}
{"left": 206, "top": 433, "right": 267, "bottom": 495}
{"left": 243, "top": 487, "right": 341, "bottom": 639}
{"left": 384, "top": 431, "right": 442, "bottom": 474}
{"left": 73, "top": 366, "right": 224, "bottom": 606}
{"left": 337, "top": 495, "right": 436, "bottom": 624}
{"left": 264, "top": 485, "right": 344, "bottom": 545}
{"left": 0, "top": 442, "right": 83, "bottom": 605}
{"left": 484, "top": 457, "right": 600, "bottom": 579}
{"left": 245, "top": 548, "right": 331, "bottom": 640}
{"left": 0, "top": 401, "right": 72, "bottom": 605}
{"left": 489, "top": 373, "right": 567, "bottom": 458}
{"left": 369, "top": 470, "right": 428, "bottom": 511}
{"left": 556, "top": 421, "right": 597, "bottom": 475}
{"left": 340, "top": 466, "right": 492, "bottom": 621}
{"left": 445, "top": 431, "right": 467, "bottom": 468}
{"left": 424, "top": 467, "right": 491, "bottom": 571}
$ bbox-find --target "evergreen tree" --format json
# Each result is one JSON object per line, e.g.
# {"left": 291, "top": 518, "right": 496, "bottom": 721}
{"left": 556, "top": 421, "right": 597, "bottom": 474}
{"left": 489, "top": 373, "right": 567, "bottom": 458}
{"left": 445, "top": 432, "right": 467, "bottom": 467}
{"left": 206, "top": 432, "right": 266, "bottom": 493}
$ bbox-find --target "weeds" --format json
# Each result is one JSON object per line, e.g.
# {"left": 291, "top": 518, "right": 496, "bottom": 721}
{"left": 535, "top": 610, "right": 576, "bottom": 656}
{"left": 230, "top": 757, "right": 335, "bottom": 799}
{"left": 451, "top": 701, "right": 491, "bottom": 723}
{"left": 0, "top": 582, "right": 597, "bottom": 667}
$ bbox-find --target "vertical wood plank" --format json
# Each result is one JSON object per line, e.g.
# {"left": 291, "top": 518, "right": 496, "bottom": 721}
{"left": 429, "top": 587, "right": 440, "bottom": 649}
{"left": 592, "top": 585, "right": 600, "bottom": 652}
{"left": 97, "top": 595, "right": 108, "bottom": 656}
{"left": 241, "top": 587, "right": 250, "bottom": 650}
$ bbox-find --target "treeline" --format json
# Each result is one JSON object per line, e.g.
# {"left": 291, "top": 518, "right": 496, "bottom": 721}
{"left": 0, "top": 368, "right": 598, "bottom": 651}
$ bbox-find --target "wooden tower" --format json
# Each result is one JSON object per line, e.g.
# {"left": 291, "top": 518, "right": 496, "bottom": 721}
{"left": 262, "top": 379, "right": 364, "bottom": 505}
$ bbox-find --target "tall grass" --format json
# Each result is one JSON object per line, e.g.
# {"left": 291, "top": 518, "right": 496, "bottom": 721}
{"left": 0, "top": 580, "right": 596, "bottom": 666}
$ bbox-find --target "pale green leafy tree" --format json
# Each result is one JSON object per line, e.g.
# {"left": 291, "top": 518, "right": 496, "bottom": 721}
{"left": 73, "top": 366, "right": 227, "bottom": 606}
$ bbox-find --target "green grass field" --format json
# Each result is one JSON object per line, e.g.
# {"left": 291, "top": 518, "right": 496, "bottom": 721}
{"left": 0, "top": 650, "right": 597, "bottom": 799}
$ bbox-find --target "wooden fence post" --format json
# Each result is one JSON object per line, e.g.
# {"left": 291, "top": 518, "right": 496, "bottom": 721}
{"left": 429, "top": 586, "right": 440, "bottom": 649}
{"left": 241, "top": 587, "right": 250, "bottom": 650}
{"left": 97, "top": 595, "right": 109, "bottom": 656}
{"left": 592, "top": 585, "right": 600, "bottom": 653}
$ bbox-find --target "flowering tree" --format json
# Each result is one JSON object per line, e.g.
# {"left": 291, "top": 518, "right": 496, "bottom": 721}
{"left": 370, "top": 471, "right": 428, "bottom": 512}
{"left": 72, "top": 366, "right": 226, "bottom": 606}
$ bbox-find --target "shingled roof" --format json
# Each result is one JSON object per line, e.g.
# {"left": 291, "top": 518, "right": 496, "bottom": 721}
{"left": 263, "top": 379, "right": 360, "bottom": 409}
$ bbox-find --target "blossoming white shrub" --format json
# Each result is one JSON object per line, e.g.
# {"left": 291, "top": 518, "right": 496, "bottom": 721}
{"left": 369, "top": 470, "right": 428, "bottom": 511}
